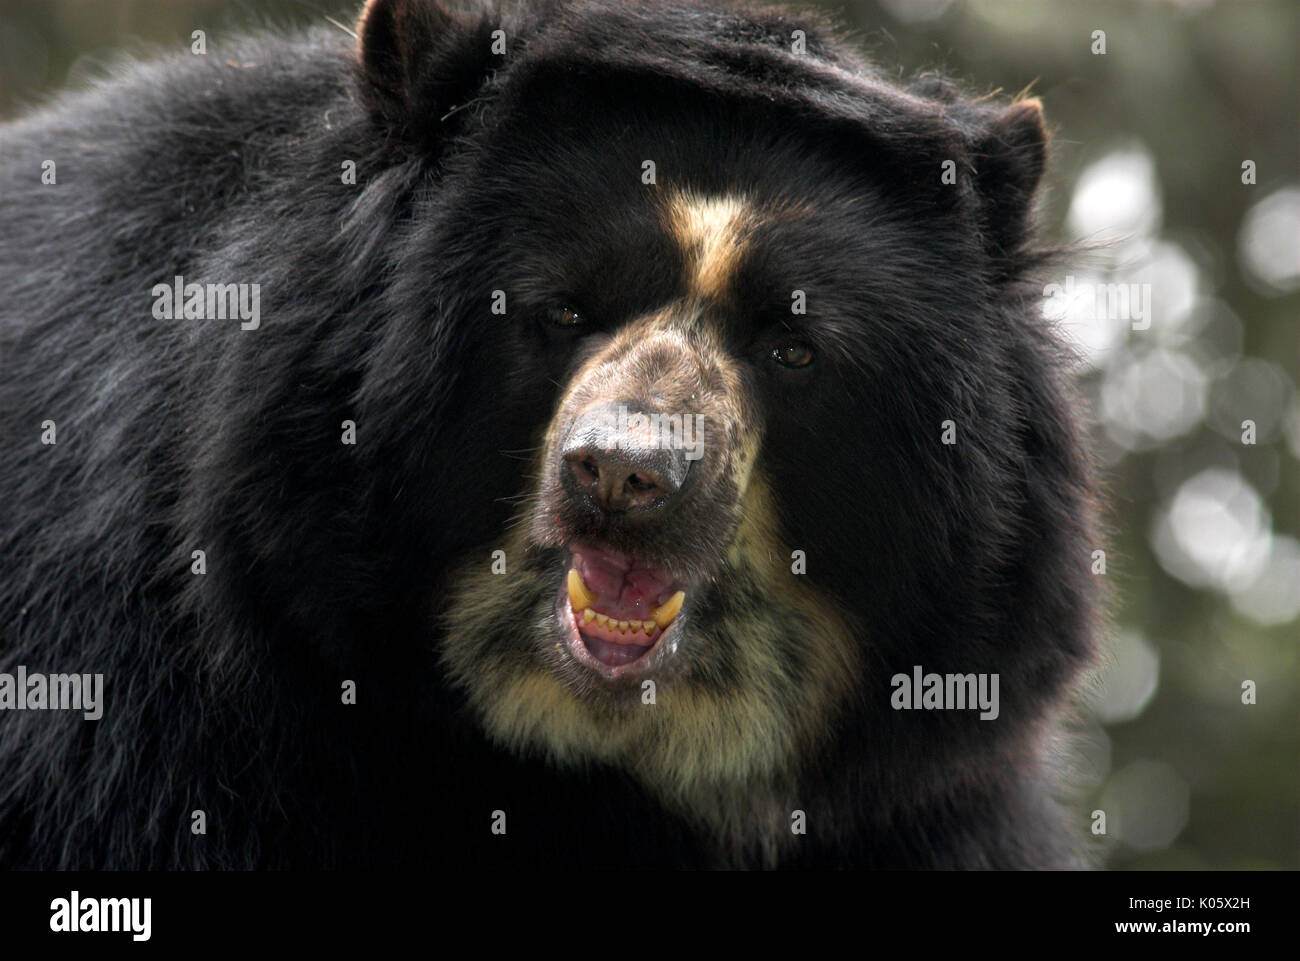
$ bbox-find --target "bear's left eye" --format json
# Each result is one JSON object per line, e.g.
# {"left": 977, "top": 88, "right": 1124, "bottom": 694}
{"left": 770, "top": 341, "right": 814, "bottom": 368}
{"left": 546, "top": 306, "right": 584, "bottom": 328}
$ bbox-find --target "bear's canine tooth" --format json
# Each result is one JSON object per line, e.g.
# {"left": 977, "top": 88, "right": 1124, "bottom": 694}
{"left": 651, "top": 591, "right": 685, "bottom": 629}
{"left": 567, "top": 569, "right": 595, "bottom": 611}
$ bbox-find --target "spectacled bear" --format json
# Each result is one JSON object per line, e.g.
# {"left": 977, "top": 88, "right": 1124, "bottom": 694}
{"left": 0, "top": 0, "right": 1100, "bottom": 869}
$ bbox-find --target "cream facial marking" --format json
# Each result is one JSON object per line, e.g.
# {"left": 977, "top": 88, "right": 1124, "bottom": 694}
{"left": 663, "top": 190, "right": 753, "bottom": 301}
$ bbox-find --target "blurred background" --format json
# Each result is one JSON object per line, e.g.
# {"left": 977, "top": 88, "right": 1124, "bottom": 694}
{"left": 0, "top": 0, "right": 1295, "bottom": 869}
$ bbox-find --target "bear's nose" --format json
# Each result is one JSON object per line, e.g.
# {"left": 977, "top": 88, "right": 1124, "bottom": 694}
{"left": 560, "top": 404, "right": 691, "bottom": 515}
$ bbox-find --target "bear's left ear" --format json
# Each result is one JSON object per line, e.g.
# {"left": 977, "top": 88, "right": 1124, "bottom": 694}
{"left": 356, "top": 0, "right": 500, "bottom": 152}
{"left": 969, "top": 98, "right": 1048, "bottom": 258}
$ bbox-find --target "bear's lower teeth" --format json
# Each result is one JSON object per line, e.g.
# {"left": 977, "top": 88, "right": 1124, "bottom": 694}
{"left": 581, "top": 607, "right": 657, "bottom": 635}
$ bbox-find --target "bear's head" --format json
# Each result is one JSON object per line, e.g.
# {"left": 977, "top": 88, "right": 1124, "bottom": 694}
{"left": 344, "top": 0, "right": 1098, "bottom": 857}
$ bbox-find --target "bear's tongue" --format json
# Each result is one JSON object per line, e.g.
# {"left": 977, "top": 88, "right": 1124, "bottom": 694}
{"left": 566, "top": 544, "right": 685, "bottom": 665}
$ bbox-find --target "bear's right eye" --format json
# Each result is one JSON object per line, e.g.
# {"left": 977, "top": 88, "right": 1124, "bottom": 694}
{"left": 545, "top": 306, "right": 584, "bottom": 328}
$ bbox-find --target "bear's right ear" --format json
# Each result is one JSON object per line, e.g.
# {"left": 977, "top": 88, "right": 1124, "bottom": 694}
{"left": 969, "top": 98, "right": 1048, "bottom": 259}
{"left": 357, "top": 0, "right": 499, "bottom": 152}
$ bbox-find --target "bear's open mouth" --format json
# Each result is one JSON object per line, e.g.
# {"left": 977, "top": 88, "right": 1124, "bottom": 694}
{"left": 557, "top": 543, "right": 687, "bottom": 677}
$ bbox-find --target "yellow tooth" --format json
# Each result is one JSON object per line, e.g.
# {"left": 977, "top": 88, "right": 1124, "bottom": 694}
{"left": 618, "top": 620, "right": 630, "bottom": 634}
{"left": 651, "top": 591, "right": 685, "bottom": 629}
{"left": 595, "top": 613, "right": 609, "bottom": 627}
{"left": 582, "top": 608, "right": 595, "bottom": 624}
{"left": 567, "top": 569, "right": 595, "bottom": 611}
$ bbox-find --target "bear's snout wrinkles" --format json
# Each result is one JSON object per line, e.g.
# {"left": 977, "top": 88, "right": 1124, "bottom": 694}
{"left": 530, "top": 316, "right": 748, "bottom": 575}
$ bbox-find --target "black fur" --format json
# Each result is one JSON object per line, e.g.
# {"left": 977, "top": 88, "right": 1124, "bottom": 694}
{"left": 0, "top": 0, "right": 1098, "bottom": 869}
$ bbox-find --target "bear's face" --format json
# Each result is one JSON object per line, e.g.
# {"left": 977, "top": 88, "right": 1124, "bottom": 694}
{"left": 430, "top": 65, "right": 1008, "bottom": 825}
{"left": 440, "top": 198, "right": 859, "bottom": 824}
